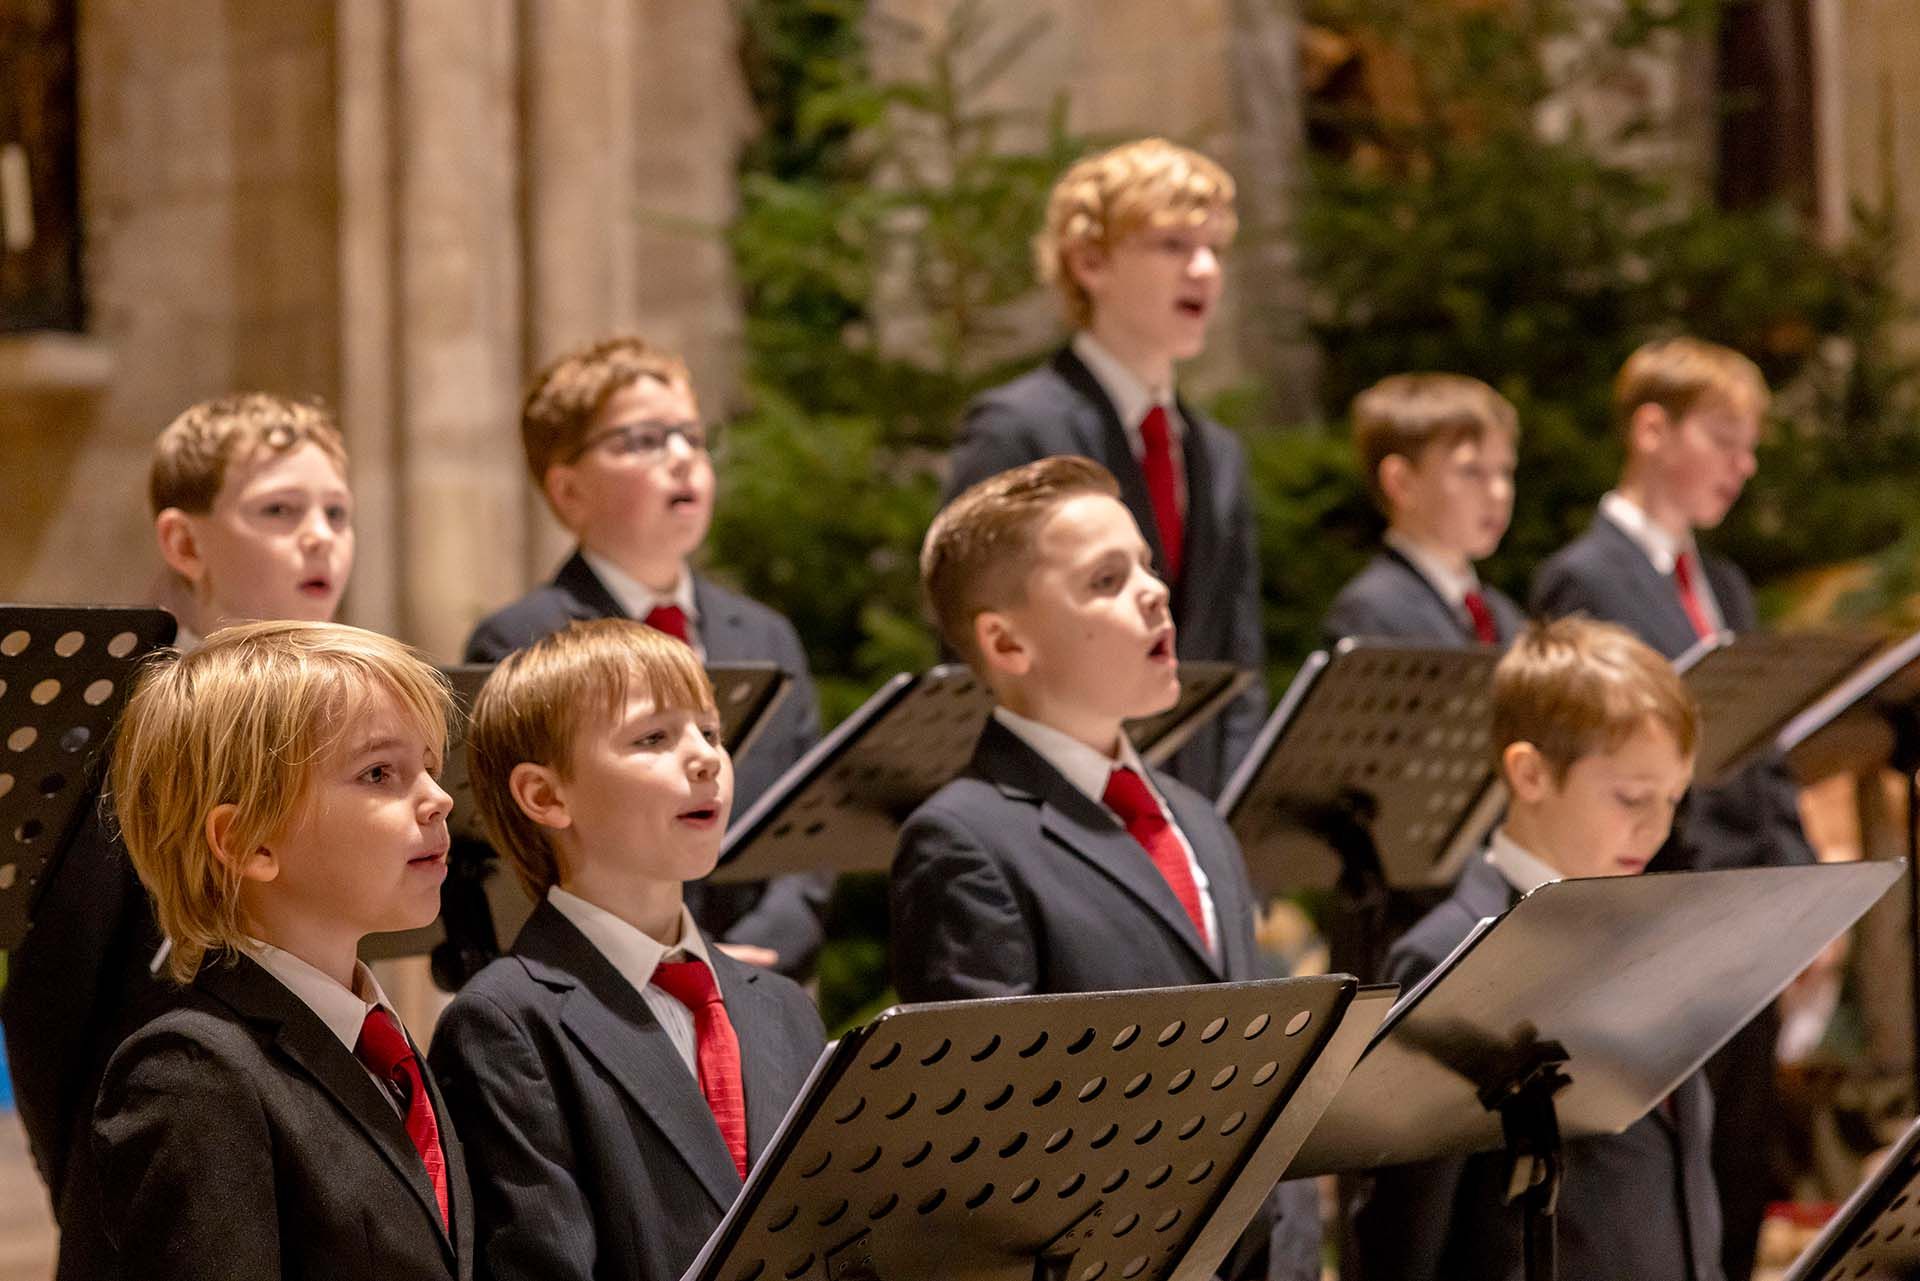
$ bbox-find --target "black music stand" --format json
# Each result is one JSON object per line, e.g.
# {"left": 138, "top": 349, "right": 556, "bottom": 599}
{"left": 1775, "top": 627, "right": 1920, "bottom": 1110}
{"left": 361, "top": 662, "right": 791, "bottom": 983}
{"left": 681, "top": 973, "right": 1394, "bottom": 1281}
{"left": 1676, "top": 629, "right": 1883, "bottom": 787}
{"left": 0, "top": 605, "right": 176, "bottom": 949}
{"left": 1215, "top": 641, "right": 1504, "bottom": 981}
{"left": 710, "top": 662, "right": 1251, "bottom": 886}
{"left": 1781, "top": 1112, "right": 1920, "bottom": 1280}
{"left": 1286, "top": 861, "right": 1901, "bottom": 1281}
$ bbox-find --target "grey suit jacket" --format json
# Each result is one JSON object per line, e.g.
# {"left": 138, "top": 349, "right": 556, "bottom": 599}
{"left": 463, "top": 551, "right": 829, "bottom": 971}
{"left": 1348, "top": 856, "right": 1724, "bottom": 1281}
{"left": 947, "top": 346, "right": 1266, "bottom": 797}
{"left": 889, "top": 717, "right": 1319, "bottom": 1281}
{"left": 1323, "top": 547, "right": 1526, "bottom": 649}
{"left": 1530, "top": 512, "right": 1815, "bottom": 873}
{"left": 93, "top": 952, "right": 475, "bottom": 1281}
{"left": 428, "top": 901, "right": 826, "bottom": 1281}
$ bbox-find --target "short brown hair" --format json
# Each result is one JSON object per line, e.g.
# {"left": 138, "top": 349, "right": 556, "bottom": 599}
{"left": 1492, "top": 617, "right": 1698, "bottom": 782}
{"left": 1613, "top": 336, "right": 1770, "bottom": 439}
{"left": 922, "top": 456, "right": 1121, "bottom": 669}
{"left": 467, "top": 618, "right": 716, "bottom": 900}
{"left": 520, "top": 335, "right": 695, "bottom": 493}
{"left": 149, "top": 393, "right": 348, "bottom": 516}
{"left": 1035, "top": 138, "right": 1238, "bottom": 329}
{"left": 110, "top": 622, "right": 451, "bottom": 983}
{"left": 1351, "top": 372, "right": 1519, "bottom": 512}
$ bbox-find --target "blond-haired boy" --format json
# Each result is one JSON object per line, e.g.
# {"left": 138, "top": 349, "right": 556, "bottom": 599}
{"left": 464, "top": 335, "right": 825, "bottom": 977}
{"left": 429, "top": 619, "right": 824, "bottom": 1281}
{"left": 92, "top": 621, "right": 471, "bottom": 1280}
{"left": 896, "top": 455, "right": 1318, "bottom": 1281}
{"left": 1352, "top": 616, "right": 1719, "bottom": 1281}
{"left": 945, "top": 138, "right": 1262, "bottom": 798}
{"left": 1530, "top": 335, "right": 1811, "bottom": 1280}
{"left": 1324, "top": 372, "right": 1522, "bottom": 646}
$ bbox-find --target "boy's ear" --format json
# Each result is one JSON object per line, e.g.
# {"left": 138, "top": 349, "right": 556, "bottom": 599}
{"left": 541, "top": 465, "right": 586, "bottom": 531}
{"left": 154, "top": 508, "right": 207, "bottom": 585}
{"left": 205, "top": 802, "right": 277, "bottom": 884}
{"left": 1625, "top": 403, "right": 1672, "bottom": 460}
{"left": 1063, "top": 241, "right": 1110, "bottom": 297}
{"left": 974, "top": 609, "right": 1032, "bottom": 680}
{"left": 1377, "top": 453, "right": 1416, "bottom": 515}
{"left": 1501, "top": 741, "right": 1554, "bottom": 804}
{"left": 508, "top": 762, "right": 573, "bottom": 832}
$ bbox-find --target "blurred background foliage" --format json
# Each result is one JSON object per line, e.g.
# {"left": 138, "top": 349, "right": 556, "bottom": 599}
{"left": 715, "top": 0, "right": 1920, "bottom": 1027}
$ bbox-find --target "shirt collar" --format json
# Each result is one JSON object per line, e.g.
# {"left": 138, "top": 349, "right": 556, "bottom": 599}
{"left": 1384, "top": 529, "right": 1480, "bottom": 609}
{"left": 1484, "top": 827, "right": 1565, "bottom": 897}
{"left": 1072, "top": 331, "right": 1180, "bottom": 440}
{"left": 1598, "top": 490, "right": 1694, "bottom": 575}
{"left": 579, "top": 547, "right": 699, "bottom": 628}
{"left": 246, "top": 940, "right": 398, "bottom": 1054}
{"left": 992, "top": 704, "right": 1152, "bottom": 809}
{"left": 546, "top": 885, "right": 713, "bottom": 996}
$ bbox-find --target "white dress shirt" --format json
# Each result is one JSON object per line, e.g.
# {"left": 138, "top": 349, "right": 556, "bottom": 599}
{"left": 992, "top": 705, "right": 1220, "bottom": 958}
{"left": 1384, "top": 529, "right": 1482, "bottom": 613}
{"left": 1072, "top": 331, "right": 1189, "bottom": 515}
{"left": 248, "top": 940, "right": 408, "bottom": 1114}
{"left": 1597, "top": 491, "right": 1725, "bottom": 631}
{"left": 580, "top": 548, "right": 705, "bottom": 659}
{"left": 547, "top": 886, "right": 717, "bottom": 1079}
{"left": 1483, "top": 827, "right": 1566, "bottom": 897}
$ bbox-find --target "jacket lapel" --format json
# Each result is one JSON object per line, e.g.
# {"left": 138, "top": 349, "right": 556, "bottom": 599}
{"left": 1379, "top": 547, "right": 1475, "bottom": 643}
{"left": 709, "top": 949, "right": 801, "bottom": 1164}
{"left": 690, "top": 575, "right": 749, "bottom": 663}
{"left": 198, "top": 955, "right": 457, "bottom": 1263}
{"left": 1587, "top": 515, "right": 1701, "bottom": 660}
{"left": 516, "top": 904, "right": 742, "bottom": 1212}
{"left": 974, "top": 721, "right": 1223, "bottom": 979}
{"left": 1157, "top": 777, "right": 1255, "bottom": 979}
{"left": 1171, "top": 392, "right": 1227, "bottom": 622}
{"left": 553, "top": 549, "right": 631, "bottom": 623}
{"left": 1050, "top": 348, "right": 1166, "bottom": 569}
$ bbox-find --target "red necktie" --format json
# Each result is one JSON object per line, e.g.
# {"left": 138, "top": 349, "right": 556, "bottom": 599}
{"left": 1462, "top": 589, "right": 1500, "bottom": 644}
{"left": 651, "top": 959, "right": 749, "bottom": 1179}
{"left": 354, "top": 1007, "right": 449, "bottom": 1228}
{"left": 1103, "top": 766, "right": 1211, "bottom": 950}
{"left": 1138, "top": 405, "right": 1184, "bottom": 584}
{"left": 1672, "top": 551, "right": 1714, "bottom": 639}
{"left": 644, "top": 603, "right": 691, "bottom": 645}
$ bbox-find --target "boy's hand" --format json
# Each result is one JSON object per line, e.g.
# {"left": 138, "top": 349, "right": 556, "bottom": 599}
{"left": 715, "top": 941, "right": 781, "bottom": 969}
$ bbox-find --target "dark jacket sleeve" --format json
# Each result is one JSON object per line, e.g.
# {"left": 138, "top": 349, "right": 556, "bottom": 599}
{"left": 429, "top": 990, "right": 598, "bottom": 1281}
{"left": 1528, "top": 553, "right": 1599, "bottom": 622}
{"left": 92, "top": 1024, "right": 283, "bottom": 1281}
{"left": 889, "top": 806, "right": 1039, "bottom": 1002}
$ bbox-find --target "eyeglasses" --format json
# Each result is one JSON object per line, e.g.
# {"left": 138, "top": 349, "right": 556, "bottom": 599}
{"left": 570, "top": 420, "right": 718, "bottom": 463}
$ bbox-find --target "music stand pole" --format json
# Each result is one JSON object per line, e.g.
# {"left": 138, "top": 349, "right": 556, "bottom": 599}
{"left": 1890, "top": 703, "right": 1920, "bottom": 1112}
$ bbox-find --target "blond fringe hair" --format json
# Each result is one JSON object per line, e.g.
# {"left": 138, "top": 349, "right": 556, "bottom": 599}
{"left": 149, "top": 393, "right": 348, "bottom": 517}
{"left": 1613, "top": 336, "right": 1770, "bottom": 439}
{"left": 921, "top": 455, "right": 1120, "bottom": 670}
{"left": 1492, "top": 617, "right": 1699, "bottom": 781}
{"left": 1034, "top": 138, "right": 1238, "bottom": 329}
{"left": 467, "top": 619, "right": 717, "bottom": 901}
{"left": 110, "top": 621, "right": 451, "bottom": 983}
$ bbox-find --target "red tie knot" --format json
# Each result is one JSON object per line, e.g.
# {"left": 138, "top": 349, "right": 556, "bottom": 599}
{"left": 1139, "top": 404, "right": 1172, "bottom": 448}
{"left": 645, "top": 604, "right": 691, "bottom": 645}
{"left": 354, "top": 1007, "right": 415, "bottom": 1078}
{"left": 1102, "top": 766, "right": 1159, "bottom": 825}
{"left": 652, "top": 957, "right": 722, "bottom": 1010}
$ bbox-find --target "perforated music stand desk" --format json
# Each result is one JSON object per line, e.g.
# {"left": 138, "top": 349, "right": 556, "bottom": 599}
{"left": 709, "top": 661, "right": 1253, "bottom": 885}
{"left": 681, "top": 974, "right": 1394, "bottom": 1281}
{"left": 1781, "top": 1112, "right": 1920, "bottom": 1281}
{"left": 1676, "top": 629, "right": 1885, "bottom": 787}
{"left": 361, "top": 661, "right": 791, "bottom": 963}
{"left": 0, "top": 605, "right": 176, "bottom": 949}
{"left": 1288, "top": 861, "right": 1900, "bottom": 1281}
{"left": 1217, "top": 641, "right": 1503, "bottom": 896}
